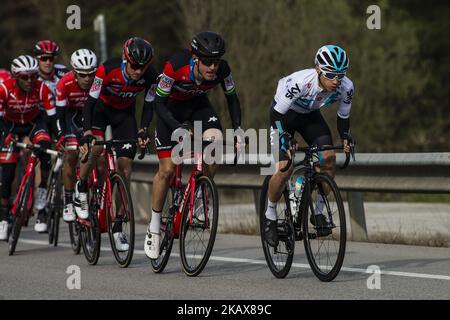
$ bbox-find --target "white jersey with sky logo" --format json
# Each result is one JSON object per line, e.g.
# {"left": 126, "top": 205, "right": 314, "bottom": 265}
{"left": 273, "top": 68, "right": 354, "bottom": 119}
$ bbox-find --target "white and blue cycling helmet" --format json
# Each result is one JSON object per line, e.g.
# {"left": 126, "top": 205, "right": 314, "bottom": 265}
{"left": 315, "top": 45, "right": 349, "bottom": 74}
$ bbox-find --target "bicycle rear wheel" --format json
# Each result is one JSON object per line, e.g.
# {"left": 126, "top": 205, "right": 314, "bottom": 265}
{"left": 179, "top": 175, "right": 218, "bottom": 277}
{"left": 80, "top": 188, "right": 101, "bottom": 265}
{"left": 107, "top": 172, "right": 135, "bottom": 268}
{"left": 68, "top": 221, "right": 81, "bottom": 254}
{"left": 8, "top": 178, "right": 32, "bottom": 256}
{"left": 302, "top": 173, "right": 346, "bottom": 282}
{"left": 259, "top": 176, "right": 295, "bottom": 278}
{"left": 150, "top": 187, "right": 176, "bottom": 273}
{"left": 47, "top": 169, "right": 63, "bottom": 246}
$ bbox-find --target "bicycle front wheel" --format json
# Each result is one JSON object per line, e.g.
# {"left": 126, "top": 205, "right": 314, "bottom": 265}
{"left": 80, "top": 188, "right": 101, "bottom": 265}
{"left": 259, "top": 176, "right": 295, "bottom": 279}
{"left": 8, "top": 177, "right": 32, "bottom": 256}
{"left": 68, "top": 221, "right": 81, "bottom": 254}
{"left": 179, "top": 175, "right": 218, "bottom": 277}
{"left": 47, "top": 169, "right": 63, "bottom": 246}
{"left": 107, "top": 172, "right": 135, "bottom": 268}
{"left": 302, "top": 173, "right": 346, "bottom": 282}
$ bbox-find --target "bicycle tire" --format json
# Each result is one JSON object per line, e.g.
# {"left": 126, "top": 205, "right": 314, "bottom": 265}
{"left": 259, "top": 175, "right": 295, "bottom": 278}
{"left": 68, "top": 221, "right": 81, "bottom": 254}
{"left": 150, "top": 187, "right": 176, "bottom": 273}
{"left": 47, "top": 169, "right": 56, "bottom": 245}
{"left": 80, "top": 187, "right": 101, "bottom": 265}
{"left": 106, "top": 172, "right": 135, "bottom": 268}
{"left": 179, "top": 175, "right": 218, "bottom": 277}
{"left": 8, "top": 178, "right": 32, "bottom": 256}
{"left": 53, "top": 169, "right": 63, "bottom": 247}
{"left": 302, "top": 173, "right": 346, "bottom": 282}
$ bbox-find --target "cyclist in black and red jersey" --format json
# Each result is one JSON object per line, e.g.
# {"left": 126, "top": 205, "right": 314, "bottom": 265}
{"left": 144, "top": 31, "right": 242, "bottom": 259}
{"left": 0, "top": 55, "right": 58, "bottom": 239}
{"left": 75, "top": 37, "right": 158, "bottom": 251}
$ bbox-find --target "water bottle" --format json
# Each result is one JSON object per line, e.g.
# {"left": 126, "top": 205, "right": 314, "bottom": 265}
{"left": 294, "top": 176, "right": 304, "bottom": 199}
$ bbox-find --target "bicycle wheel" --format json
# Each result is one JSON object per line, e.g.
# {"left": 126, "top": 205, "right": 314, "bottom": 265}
{"left": 150, "top": 186, "right": 176, "bottom": 273}
{"left": 302, "top": 173, "right": 346, "bottom": 282}
{"left": 80, "top": 187, "right": 101, "bottom": 265}
{"left": 8, "top": 178, "right": 32, "bottom": 255}
{"left": 259, "top": 176, "right": 295, "bottom": 278}
{"left": 47, "top": 169, "right": 63, "bottom": 246}
{"left": 68, "top": 221, "right": 81, "bottom": 254}
{"left": 179, "top": 175, "right": 218, "bottom": 277}
{"left": 106, "top": 172, "right": 135, "bottom": 268}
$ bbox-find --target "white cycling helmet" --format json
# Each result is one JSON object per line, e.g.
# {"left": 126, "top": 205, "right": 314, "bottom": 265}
{"left": 11, "top": 55, "right": 39, "bottom": 76}
{"left": 71, "top": 49, "right": 97, "bottom": 73}
{"left": 315, "top": 45, "right": 349, "bottom": 73}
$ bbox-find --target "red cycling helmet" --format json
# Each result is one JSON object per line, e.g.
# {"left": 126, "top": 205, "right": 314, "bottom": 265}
{"left": 122, "top": 37, "right": 154, "bottom": 67}
{"left": 33, "top": 40, "right": 60, "bottom": 56}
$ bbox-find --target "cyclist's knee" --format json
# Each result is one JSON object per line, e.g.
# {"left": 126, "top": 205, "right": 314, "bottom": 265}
{"left": 203, "top": 128, "right": 223, "bottom": 140}
{"left": 118, "top": 157, "right": 133, "bottom": 179}
{"left": 320, "top": 150, "right": 336, "bottom": 175}
{"left": 157, "top": 160, "right": 176, "bottom": 181}
{"left": 274, "top": 161, "right": 293, "bottom": 181}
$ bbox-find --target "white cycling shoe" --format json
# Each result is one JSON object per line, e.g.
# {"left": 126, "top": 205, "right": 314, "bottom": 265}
{"left": 144, "top": 226, "right": 160, "bottom": 259}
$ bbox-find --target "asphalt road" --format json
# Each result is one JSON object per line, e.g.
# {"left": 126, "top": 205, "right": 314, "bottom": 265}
{"left": 0, "top": 222, "right": 449, "bottom": 300}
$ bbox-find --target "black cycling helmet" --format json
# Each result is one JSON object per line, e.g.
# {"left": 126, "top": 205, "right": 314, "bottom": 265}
{"left": 122, "top": 37, "right": 154, "bottom": 66}
{"left": 190, "top": 31, "right": 225, "bottom": 58}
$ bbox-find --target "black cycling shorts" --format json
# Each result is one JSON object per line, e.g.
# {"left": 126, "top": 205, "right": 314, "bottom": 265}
{"left": 155, "top": 95, "right": 222, "bottom": 159}
{"left": 91, "top": 100, "right": 137, "bottom": 159}
{"left": 270, "top": 101, "right": 332, "bottom": 162}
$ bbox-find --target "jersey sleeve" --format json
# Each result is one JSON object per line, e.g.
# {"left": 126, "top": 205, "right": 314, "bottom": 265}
{"left": 220, "top": 61, "right": 237, "bottom": 95}
{"left": 89, "top": 64, "right": 106, "bottom": 99}
{"left": 273, "top": 77, "right": 305, "bottom": 115}
{"left": 337, "top": 79, "right": 354, "bottom": 119}
{"left": 55, "top": 79, "right": 67, "bottom": 107}
{"left": 40, "top": 82, "right": 56, "bottom": 116}
{"left": 155, "top": 62, "right": 176, "bottom": 99}
{"left": 0, "top": 83, "right": 7, "bottom": 116}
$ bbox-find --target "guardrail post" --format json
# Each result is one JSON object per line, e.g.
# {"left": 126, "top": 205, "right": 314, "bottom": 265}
{"left": 347, "top": 191, "right": 368, "bottom": 241}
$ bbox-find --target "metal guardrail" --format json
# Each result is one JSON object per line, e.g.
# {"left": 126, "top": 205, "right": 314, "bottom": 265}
{"left": 130, "top": 153, "right": 450, "bottom": 241}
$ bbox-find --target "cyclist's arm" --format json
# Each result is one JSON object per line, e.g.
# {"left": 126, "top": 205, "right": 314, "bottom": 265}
{"left": 140, "top": 69, "right": 158, "bottom": 131}
{"left": 220, "top": 64, "right": 241, "bottom": 130}
{"left": 41, "top": 82, "right": 59, "bottom": 137}
{"left": 154, "top": 68, "right": 182, "bottom": 131}
{"left": 337, "top": 79, "right": 354, "bottom": 139}
{"left": 0, "top": 83, "right": 6, "bottom": 118}
{"left": 83, "top": 64, "right": 106, "bottom": 132}
{"left": 55, "top": 80, "right": 67, "bottom": 137}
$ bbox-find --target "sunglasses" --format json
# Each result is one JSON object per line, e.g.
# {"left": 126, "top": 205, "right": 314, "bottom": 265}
{"left": 128, "top": 62, "right": 148, "bottom": 71}
{"left": 17, "top": 74, "right": 38, "bottom": 81}
{"left": 76, "top": 71, "right": 96, "bottom": 78}
{"left": 200, "top": 57, "right": 221, "bottom": 67}
{"left": 322, "top": 72, "right": 345, "bottom": 81}
{"left": 38, "top": 56, "right": 55, "bottom": 63}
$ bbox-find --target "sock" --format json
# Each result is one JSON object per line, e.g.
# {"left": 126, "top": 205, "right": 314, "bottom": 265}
{"left": 265, "top": 200, "right": 277, "bottom": 221}
{"left": 65, "top": 189, "right": 74, "bottom": 205}
{"left": 78, "top": 180, "right": 88, "bottom": 192}
{"left": 315, "top": 194, "right": 326, "bottom": 216}
{"left": 149, "top": 209, "right": 161, "bottom": 234}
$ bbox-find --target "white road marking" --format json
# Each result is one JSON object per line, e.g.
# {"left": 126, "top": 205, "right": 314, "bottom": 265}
{"left": 17, "top": 238, "right": 450, "bottom": 281}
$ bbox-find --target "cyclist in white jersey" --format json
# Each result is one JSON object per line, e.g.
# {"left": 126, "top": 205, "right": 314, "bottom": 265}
{"left": 264, "top": 45, "right": 354, "bottom": 247}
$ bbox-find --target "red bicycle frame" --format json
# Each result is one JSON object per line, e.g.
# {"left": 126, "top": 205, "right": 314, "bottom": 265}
{"left": 172, "top": 151, "right": 209, "bottom": 238}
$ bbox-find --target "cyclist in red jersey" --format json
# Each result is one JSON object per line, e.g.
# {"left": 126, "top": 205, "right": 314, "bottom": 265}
{"left": 144, "top": 31, "right": 242, "bottom": 259}
{"left": 0, "top": 69, "right": 11, "bottom": 84}
{"left": 55, "top": 49, "right": 98, "bottom": 223}
{"left": 0, "top": 55, "right": 58, "bottom": 239}
{"left": 75, "top": 37, "right": 158, "bottom": 251}
{"left": 33, "top": 40, "right": 68, "bottom": 96}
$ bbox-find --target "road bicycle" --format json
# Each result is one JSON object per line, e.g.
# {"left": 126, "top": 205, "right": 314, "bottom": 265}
{"left": 151, "top": 136, "right": 235, "bottom": 276}
{"left": 46, "top": 143, "right": 64, "bottom": 247}
{"left": 78, "top": 139, "right": 146, "bottom": 267}
{"left": 3, "top": 140, "right": 59, "bottom": 255}
{"left": 260, "top": 139, "right": 355, "bottom": 281}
